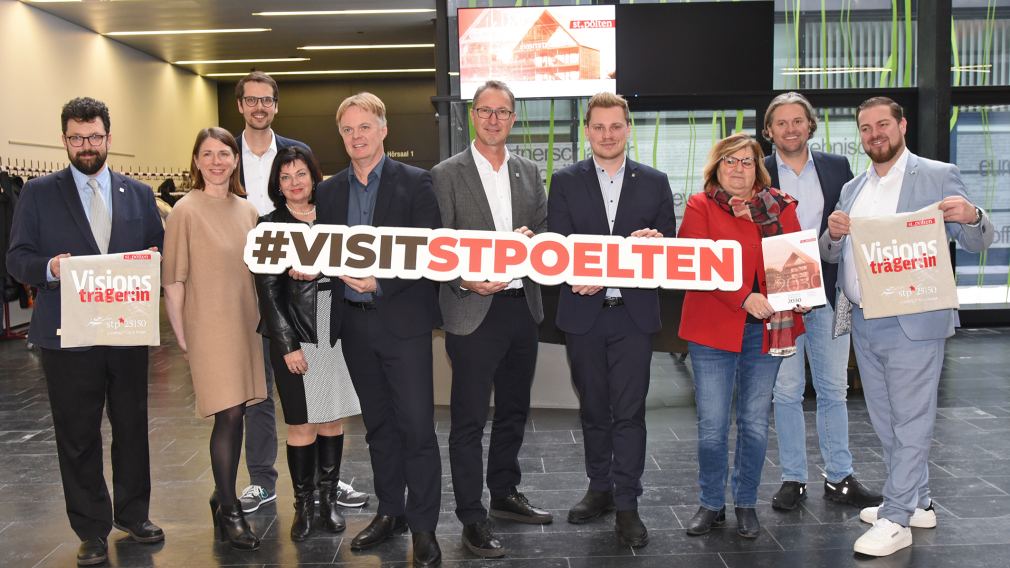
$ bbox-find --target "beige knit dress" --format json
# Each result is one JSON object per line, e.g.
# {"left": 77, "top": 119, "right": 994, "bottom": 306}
{"left": 162, "top": 189, "right": 266, "bottom": 417}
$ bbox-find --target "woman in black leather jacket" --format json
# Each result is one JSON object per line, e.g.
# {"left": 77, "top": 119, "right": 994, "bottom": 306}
{"left": 254, "top": 146, "right": 366, "bottom": 541}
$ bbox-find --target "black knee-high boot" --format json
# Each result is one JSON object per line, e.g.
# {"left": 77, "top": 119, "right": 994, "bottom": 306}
{"left": 288, "top": 443, "right": 317, "bottom": 541}
{"left": 317, "top": 434, "right": 346, "bottom": 533}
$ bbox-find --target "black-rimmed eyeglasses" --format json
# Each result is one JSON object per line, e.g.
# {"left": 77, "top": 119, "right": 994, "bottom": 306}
{"left": 474, "top": 107, "right": 514, "bottom": 120}
{"left": 65, "top": 134, "right": 107, "bottom": 147}
{"left": 241, "top": 96, "right": 277, "bottom": 108}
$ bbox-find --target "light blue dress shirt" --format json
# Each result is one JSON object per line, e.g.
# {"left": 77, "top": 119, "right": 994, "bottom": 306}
{"left": 775, "top": 149, "right": 824, "bottom": 233}
{"left": 594, "top": 157, "right": 625, "bottom": 299}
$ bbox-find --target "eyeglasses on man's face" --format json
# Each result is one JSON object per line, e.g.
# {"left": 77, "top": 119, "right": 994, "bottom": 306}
{"left": 242, "top": 96, "right": 277, "bottom": 108}
{"left": 721, "top": 156, "right": 755, "bottom": 168}
{"left": 65, "top": 134, "right": 107, "bottom": 147}
{"left": 474, "top": 107, "right": 514, "bottom": 120}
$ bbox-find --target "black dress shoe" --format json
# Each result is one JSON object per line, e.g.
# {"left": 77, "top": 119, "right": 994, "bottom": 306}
{"left": 412, "top": 531, "right": 442, "bottom": 567}
{"left": 824, "top": 475, "right": 883, "bottom": 508}
{"left": 462, "top": 519, "right": 505, "bottom": 558}
{"left": 685, "top": 506, "right": 726, "bottom": 536}
{"left": 567, "top": 489, "right": 616, "bottom": 524}
{"left": 615, "top": 510, "right": 648, "bottom": 548}
{"left": 350, "top": 514, "right": 407, "bottom": 551}
{"left": 771, "top": 481, "right": 807, "bottom": 511}
{"left": 735, "top": 507, "right": 760, "bottom": 539}
{"left": 77, "top": 537, "right": 107, "bottom": 566}
{"left": 113, "top": 519, "right": 165, "bottom": 543}
{"left": 489, "top": 487, "right": 553, "bottom": 525}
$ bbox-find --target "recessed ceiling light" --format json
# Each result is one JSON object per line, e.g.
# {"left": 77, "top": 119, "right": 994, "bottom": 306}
{"left": 299, "top": 44, "right": 434, "bottom": 51}
{"left": 253, "top": 9, "right": 435, "bottom": 16}
{"left": 174, "top": 57, "right": 309, "bottom": 65}
{"left": 105, "top": 28, "right": 271, "bottom": 37}
{"left": 206, "top": 68, "right": 436, "bottom": 77}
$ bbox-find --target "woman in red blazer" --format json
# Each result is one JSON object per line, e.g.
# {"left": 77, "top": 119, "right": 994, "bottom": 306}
{"left": 678, "top": 133, "right": 807, "bottom": 540}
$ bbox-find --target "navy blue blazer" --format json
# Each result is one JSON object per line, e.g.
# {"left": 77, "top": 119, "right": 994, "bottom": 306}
{"left": 7, "top": 167, "right": 165, "bottom": 349}
{"left": 548, "top": 158, "right": 677, "bottom": 335}
{"left": 236, "top": 132, "right": 310, "bottom": 184}
{"left": 766, "top": 150, "right": 853, "bottom": 307}
{"left": 315, "top": 157, "right": 442, "bottom": 342}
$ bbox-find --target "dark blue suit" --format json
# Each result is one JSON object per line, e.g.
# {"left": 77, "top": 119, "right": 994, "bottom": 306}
{"left": 548, "top": 158, "right": 676, "bottom": 510}
{"left": 315, "top": 157, "right": 443, "bottom": 532}
{"left": 7, "top": 166, "right": 163, "bottom": 540}
{"left": 766, "top": 150, "right": 852, "bottom": 307}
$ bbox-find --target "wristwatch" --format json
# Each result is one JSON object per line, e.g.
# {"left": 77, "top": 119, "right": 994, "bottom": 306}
{"left": 968, "top": 206, "right": 983, "bottom": 227}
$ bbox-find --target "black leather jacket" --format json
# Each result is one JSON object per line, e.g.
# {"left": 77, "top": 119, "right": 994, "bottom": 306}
{"left": 254, "top": 207, "right": 319, "bottom": 354}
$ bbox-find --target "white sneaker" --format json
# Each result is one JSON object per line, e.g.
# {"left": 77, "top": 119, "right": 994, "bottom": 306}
{"left": 859, "top": 503, "right": 937, "bottom": 528}
{"left": 853, "top": 518, "right": 913, "bottom": 556}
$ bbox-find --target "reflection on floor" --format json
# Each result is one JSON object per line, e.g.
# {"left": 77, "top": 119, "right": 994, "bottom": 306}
{"left": 1, "top": 323, "right": 1009, "bottom": 567}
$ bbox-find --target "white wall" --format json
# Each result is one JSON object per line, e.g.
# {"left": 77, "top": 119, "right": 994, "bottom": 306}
{"left": 0, "top": 0, "right": 218, "bottom": 172}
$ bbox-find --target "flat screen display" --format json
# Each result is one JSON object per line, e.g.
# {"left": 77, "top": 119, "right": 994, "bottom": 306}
{"left": 615, "top": 2, "right": 774, "bottom": 97}
{"left": 458, "top": 5, "right": 617, "bottom": 100}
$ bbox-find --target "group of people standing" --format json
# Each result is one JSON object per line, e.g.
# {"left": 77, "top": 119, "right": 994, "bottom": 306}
{"left": 6, "top": 70, "right": 992, "bottom": 568}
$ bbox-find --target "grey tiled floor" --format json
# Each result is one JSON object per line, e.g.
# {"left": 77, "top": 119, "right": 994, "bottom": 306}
{"left": 1, "top": 320, "right": 1008, "bottom": 567}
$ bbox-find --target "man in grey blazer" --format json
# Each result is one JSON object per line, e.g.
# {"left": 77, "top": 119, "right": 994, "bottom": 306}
{"left": 820, "top": 97, "right": 993, "bottom": 557}
{"left": 432, "top": 80, "right": 551, "bottom": 558}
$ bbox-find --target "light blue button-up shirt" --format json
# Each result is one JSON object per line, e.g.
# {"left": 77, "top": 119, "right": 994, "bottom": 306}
{"left": 775, "top": 149, "right": 824, "bottom": 233}
{"left": 594, "top": 157, "right": 625, "bottom": 299}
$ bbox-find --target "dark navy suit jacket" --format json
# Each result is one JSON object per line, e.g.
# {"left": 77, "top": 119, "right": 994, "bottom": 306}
{"left": 766, "top": 150, "right": 853, "bottom": 307}
{"left": 236, "top": 132, "right": 310, "bottom": 184}
{"left": 315, "top": 157, "right": 442, "bottom": 343}
{"left": 7, "top": 167, "right": 164, "bottom": 349}
{"left": 547, "top": 158, "right": 677, "bottom": 335}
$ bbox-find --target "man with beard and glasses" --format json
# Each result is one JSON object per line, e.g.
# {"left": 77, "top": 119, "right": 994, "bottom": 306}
{"left": 232, "top": 71, "right": 369, "bottom": 515}
{"left": 8, "top": 97, "right": 165, "bottom": 566}
{"left": 820, "top": 96, "right": 993, "bottom": 557}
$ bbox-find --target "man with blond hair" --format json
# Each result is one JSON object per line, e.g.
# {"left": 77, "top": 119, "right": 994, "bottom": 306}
{"left": 310, "top": 92, "right": 443, "bottom": 567}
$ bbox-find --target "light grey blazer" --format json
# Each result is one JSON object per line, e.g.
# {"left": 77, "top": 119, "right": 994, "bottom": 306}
{"left": 819, "top": 152, "right": 994, "bottom": 340}
{"left": 431, "top": 147, "right": 548, "bottom": 335}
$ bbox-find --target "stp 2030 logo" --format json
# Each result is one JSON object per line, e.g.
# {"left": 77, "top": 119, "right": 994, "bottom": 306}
{"left": 87, "top": 316, "right": 149, "bottom": 330}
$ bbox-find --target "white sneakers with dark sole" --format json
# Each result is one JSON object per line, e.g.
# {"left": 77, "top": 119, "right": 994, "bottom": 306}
{"left": 853, "top": 518, "right": 912, "bottom": 557}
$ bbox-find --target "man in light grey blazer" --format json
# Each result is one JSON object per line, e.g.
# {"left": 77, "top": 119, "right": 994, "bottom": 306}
{"left": 820, "top": 97, "right": 993, "bottom": 558}
{"left": 432, "top": 80, "right": 551, "bottom": 559}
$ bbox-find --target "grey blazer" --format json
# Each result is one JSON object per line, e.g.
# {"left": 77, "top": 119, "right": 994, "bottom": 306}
{"left": 431, "top": 147, "right": 548, "bottom": 335}
{"left": 819, "top": 152, "right": 994, "bottom": 341}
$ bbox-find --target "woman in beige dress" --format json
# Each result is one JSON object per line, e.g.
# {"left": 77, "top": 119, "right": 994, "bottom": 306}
{"left": 163, "top": 127, "right": 266, "bottom": 550}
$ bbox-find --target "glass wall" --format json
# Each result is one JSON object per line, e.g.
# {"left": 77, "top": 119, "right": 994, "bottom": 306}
{"left": 951, "top": 105, "right": 1010, "bottom": 298}
{"left": 445, "top": 0, "right": 1010, "bottom": 309}
{"left": 953, "top": 1, "right": 1010, "bottom": 87}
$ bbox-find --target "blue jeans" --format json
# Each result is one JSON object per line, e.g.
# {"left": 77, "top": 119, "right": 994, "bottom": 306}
{"left": 689, "top": 323, "right": 781, "bottom": 510}
{"left": 773, "top": 302, "right": 853, "bottom": 483}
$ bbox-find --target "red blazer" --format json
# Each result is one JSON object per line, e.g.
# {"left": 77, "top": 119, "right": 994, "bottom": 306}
{"left": 677, "top": 191, "right": 805, "bottom": 353}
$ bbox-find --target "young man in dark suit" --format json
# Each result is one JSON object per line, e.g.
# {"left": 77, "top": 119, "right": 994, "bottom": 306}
{"left": 232, "top": 71, "right": 368, "bottom": 514}
{"left": 7, "top": 97, "right": 165, "bottom": 566}
{"left": 547, "top": 92, "right": 677, "bottom": 548}
{"left": 432, "top": 80, "right": 552, "bottom": 558}
{"left": 762, "top": 92, "right": 882, "bottom": 512}
{"left": 310, "top": 92, "right": 443, "bottom": 567}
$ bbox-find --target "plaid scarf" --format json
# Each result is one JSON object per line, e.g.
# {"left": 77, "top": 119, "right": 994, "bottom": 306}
{"left": 704, "top": 183, "right": 799, "bottom": 357}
